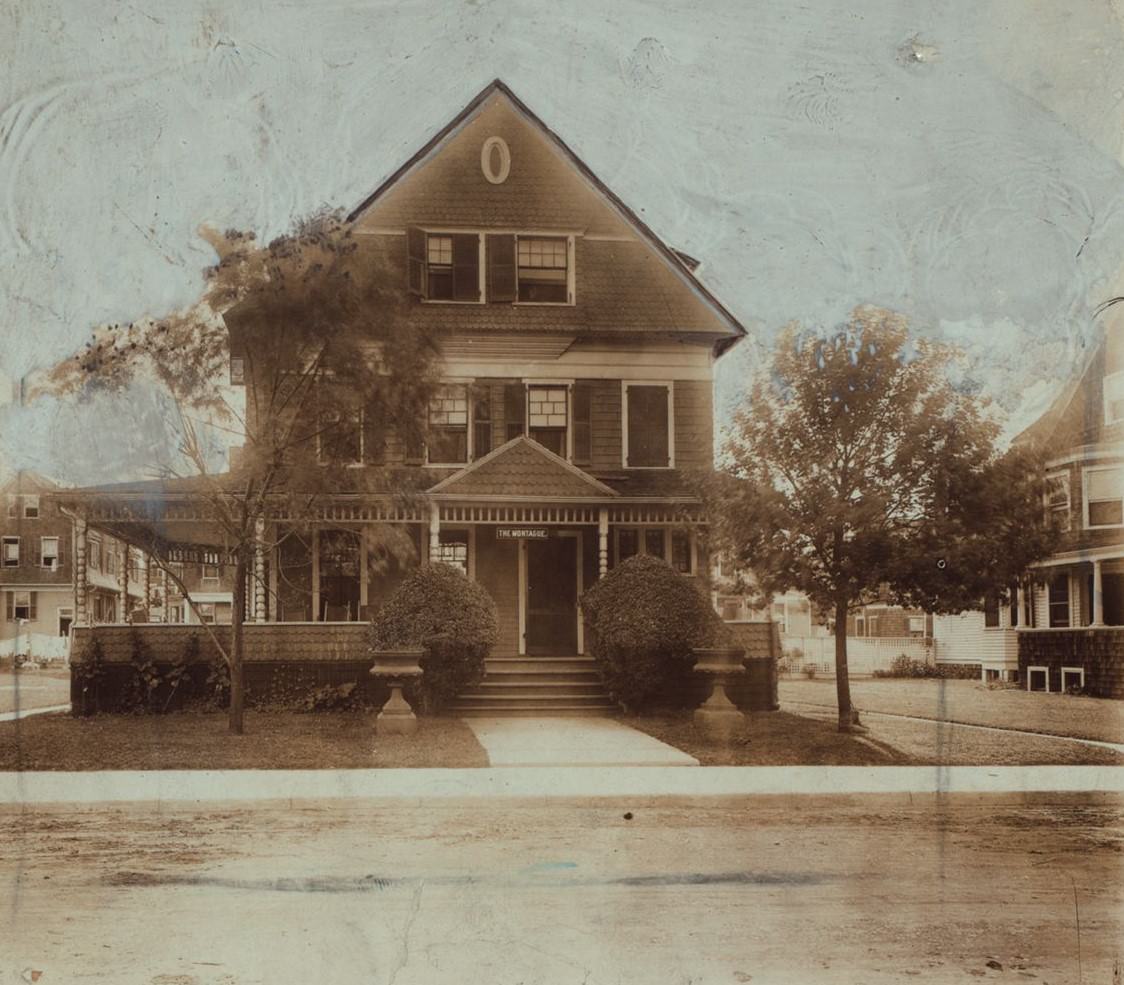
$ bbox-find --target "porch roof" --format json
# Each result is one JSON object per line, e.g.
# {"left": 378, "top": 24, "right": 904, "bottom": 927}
{"left": 428, "top": 436, "right": 619, "bottom": 501}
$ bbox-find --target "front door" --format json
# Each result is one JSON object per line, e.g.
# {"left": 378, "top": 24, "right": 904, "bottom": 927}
{"left": 525, "top": 536, "right": 578, "bottom": 655}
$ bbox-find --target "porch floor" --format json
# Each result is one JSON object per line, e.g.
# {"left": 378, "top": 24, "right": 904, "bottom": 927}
{"left": 463, "top": 716, "right": 699, "bottom": 767}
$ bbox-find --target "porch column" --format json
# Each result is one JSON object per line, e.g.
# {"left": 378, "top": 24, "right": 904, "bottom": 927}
{"left": 253, "top": 517, "right": 267, "bottom": 622}
{"left": 429, "top": 503, "right": 441, "bottom": 563}
{"left": 597, "top": 507, "right": 609, "bottom": 579}
{"left": 161, "top": 566, "right": 169, "bottom": 623}
{"left": 1016, "top": 583, "right": 1026, "bottom": 628}
{"left": 74, "top": 515, "right": 88, "bottom": 626}
{"left": 311, "top": 528, "right": 320, "bottom": 622}
{"left": 118, "top": 543, "right": 130, "bottom": 623}
{"left": 1092, "top": 560, "right": 1105, "bottom": 627}
{"left": 142, "top": 552, "right": 151, "bottom": 622}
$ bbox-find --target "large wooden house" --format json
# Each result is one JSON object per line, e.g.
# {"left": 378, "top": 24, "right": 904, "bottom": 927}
{"left": 60, "top": 81, "right": 749, "bottom": 712}
{"left": 933, "top": 317, "right": 1124, "bottom": 695}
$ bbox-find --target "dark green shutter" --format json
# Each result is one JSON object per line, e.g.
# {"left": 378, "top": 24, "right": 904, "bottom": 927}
{"left": 4, "top": 592, "right": 11, "bottom": 621}
{"left": 504, "top": 383, "right": 525, "bottom": 442}
{"left": 626, "top": 385, "right": 669, "bottom": 467}
{"left": 407, "top": 227, "right": 426, "bottom": 297}
{"left": 28, "top": 591, "right": 36, "bottom": 621}
{"left": 452, "top": 234, "right": 480, "bottom": 301}
{"left": 486, "top": 234, "right": 516, "bottom": 302}
{"left": 572, "top": 383, "right": 592, "bottom": 465}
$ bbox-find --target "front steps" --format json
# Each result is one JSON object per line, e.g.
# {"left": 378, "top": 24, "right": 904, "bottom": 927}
{"left": 452, "top": 656, "right": 616, "bottom": 718}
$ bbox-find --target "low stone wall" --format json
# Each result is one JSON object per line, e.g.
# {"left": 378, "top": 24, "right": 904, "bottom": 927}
{"left": 1018, "top": 629, "right": 1124, "bottom": 698}
{"left": 69, "top": 623, "right": 381, "bottom": 714}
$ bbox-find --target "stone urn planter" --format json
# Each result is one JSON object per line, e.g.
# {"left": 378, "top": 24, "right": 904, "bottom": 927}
{"left": 370, "top": 648, "right": 424, "bottom": 736}
{"left": 691, "top": 647, "right": 747, "bottom": 734}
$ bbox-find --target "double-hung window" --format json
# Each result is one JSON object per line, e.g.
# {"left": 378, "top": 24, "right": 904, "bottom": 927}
{"left": 23, "top": 496, "right": 39, "bottom": 519}
{"left": 41, "top": 536, "right": 59, "bottom": 570}
{"left": 88, "top": 538, "right": 101, "bottom": 572}
{"left": 201, "top": 564, "right": 220, "bottom": 586}
{"left": 428, "top": 385, "right": 470, "bottom": 465}
{"left": 614, "top": 527, "right": 694, "bottom": 574}
{"left": 527, "top": 385, "right": 568, "bottom": 457}
{"left": 1104, "top": 370, "right": 1124, "bottom": 426}
{"left": 1085, "top": 466, "right": 1123, "bottom": 528}
{"left": 1048, "top": 573, "right": 1070, "bottom": 628}
{"left": 623, "top": 382, "right": 673, "bottom": 468}
{"left": 516, "top": 237, "right": 569, "bottom": 303}
{"left": 6, "top": 590, "right": 34, "bottom": 621}
{"left": 2, "top": 537, "right": 18, "bottom": 568}
{"left": 1045, "top": 471, "right": 1070, "bottom": 531}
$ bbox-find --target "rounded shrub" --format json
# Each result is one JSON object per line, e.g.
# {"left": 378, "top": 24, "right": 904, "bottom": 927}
{"left": 580, "top": 554, "right": 732, "bottom": 711}
{"left": 369, "top": 562, "right": 499, "bottom": 712}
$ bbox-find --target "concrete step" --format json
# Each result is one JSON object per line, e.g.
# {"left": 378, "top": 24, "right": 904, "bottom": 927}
{"left": 485, "top": 657, "right": 598, "bottom": 674}
{"left": 469, "top": 681, "right": 607, "bottom": 697}
{"left": 482, "top": 668, "right": 603, "bottom": 683}
{"left": 456, "top": 705, "right": 617, "bottom": 718}
{"left": 454, "top": 692, "right": 612, "bottom": 709}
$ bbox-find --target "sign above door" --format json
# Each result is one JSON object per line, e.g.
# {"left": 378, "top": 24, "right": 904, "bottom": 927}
{"left": 495, "top": 526, "right": 550, "bottom": 540}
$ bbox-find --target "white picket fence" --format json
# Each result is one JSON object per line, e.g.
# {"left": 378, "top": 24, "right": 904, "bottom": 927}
{"left": 0, "top": 633, "right": 71, "bottom": 664}
{"left": 779, "top": 635, "right": 934, "bottom": 677}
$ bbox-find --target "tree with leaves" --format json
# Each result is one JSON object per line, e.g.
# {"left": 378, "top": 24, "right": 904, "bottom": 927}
{"left": 46, "top": 212, "right": 441, "bottom": 733}
{"left": 712, "top": 307, "right": 1060, "bottom": 732}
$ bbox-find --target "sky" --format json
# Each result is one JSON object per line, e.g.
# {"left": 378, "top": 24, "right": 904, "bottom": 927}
{"left": 2, "top": 0, "right": 1124, "bottom": 484}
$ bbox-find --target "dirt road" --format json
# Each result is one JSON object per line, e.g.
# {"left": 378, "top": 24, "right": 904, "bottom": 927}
{"left": 1, "top": 793, "right": 1119, "bottom": 984}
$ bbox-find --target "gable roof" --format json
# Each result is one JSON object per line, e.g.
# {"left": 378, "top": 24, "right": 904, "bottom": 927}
{"left": 428, "top": 436, "right": 618, "bottom": 500}
{"left": 0, "top": 470, "right": 62, "bottom": 495}
{"left": 347, "top": 79, "right": 746, "bottom": 356}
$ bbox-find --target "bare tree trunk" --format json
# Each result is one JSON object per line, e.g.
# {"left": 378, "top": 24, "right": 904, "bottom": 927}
{"left": 834, "top": 598, "right": 862, "bottom": 732}
{"left": 229, "top": 551, "right": 247, "bottom": 735}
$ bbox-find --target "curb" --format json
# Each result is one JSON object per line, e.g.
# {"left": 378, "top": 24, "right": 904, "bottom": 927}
{"left": 1, "top": 765, "right": 1122, "bottom": 807}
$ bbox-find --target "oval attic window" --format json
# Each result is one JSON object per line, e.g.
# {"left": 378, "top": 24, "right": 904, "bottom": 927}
{"left": 481, "top": 136, "right": 511, "bottom": 184}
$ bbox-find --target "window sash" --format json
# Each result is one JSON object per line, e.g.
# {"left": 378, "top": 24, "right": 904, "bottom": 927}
{"left": 23, "top": 496, "right": 39, "bottom": 518}
{"left": 428, "top": 385, "right": 470, "bottom": 464}
{"left": 2, "top": 537, "right": 18, "bottom": 566}
{"left": 41, "top": 537, "right": 60, "bottom": 568}
{"left": 516, "top": 236, "right": 568, "bottom": 303}
{"left": 1048, "top": 576, "right": 1070, "bottom": 628}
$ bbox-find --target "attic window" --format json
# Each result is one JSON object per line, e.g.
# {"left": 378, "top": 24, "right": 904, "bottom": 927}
{"left": 480, "top": 136, "right": 511, "bottom": 184}
{"left": 23, "top": 496, "right": 39, "bottom": 519}
{"left": 407, "top": 230, "right": 481, "bottom": 302}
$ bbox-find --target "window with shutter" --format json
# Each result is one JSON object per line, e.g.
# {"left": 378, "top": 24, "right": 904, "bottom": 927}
{"left": 452, "top": 234, "right": 481, "bottom": 301}
{"left": 516, "top": 236, "right": 568, "bottom": 303}
{"left": 504, "top": 383, "right": 526, "bottom": 442}
{"left": 572, "top": 383, "right": 592, "bottom": 465}
{"left": 2, "top": 536, "right": 18, "bottom": 567}
{"left": 625, "top": 384, "right": 671, "bottom": 468}
{"left": 487, "top": 234, "right": 516, "bottom": 302}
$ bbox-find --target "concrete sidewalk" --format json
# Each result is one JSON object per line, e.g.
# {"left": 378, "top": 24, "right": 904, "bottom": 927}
{"left": 464, "top": 715, "right": 699, "bottom": 766}
{"left": 1, "top": 765, "right": 1121, "bottom": 806}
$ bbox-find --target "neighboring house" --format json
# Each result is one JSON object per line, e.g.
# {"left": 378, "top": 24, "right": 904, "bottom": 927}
{"left": 935, "top": 318, "right": 1124, "bottom": 693}
{"left": 56, "top": 80, "right": 747, "bottom": 714}
{"left": 1, "top": 472, "right": 75, "bottom": 659}
{"left": 847, "top": 604, "right": 931, "bottom": 639}
{"left": 154, "top": 561, "right": 235, "bottom": 626}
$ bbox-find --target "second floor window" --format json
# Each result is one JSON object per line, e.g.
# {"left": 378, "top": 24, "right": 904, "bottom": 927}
{"left": 1086, "top": 467, "right": 1123, "bottom": 527}
{"left": 2, "top": 537, "right": 18, "bottom": 567}
{"left": 528, "top": 386, "right": 568, "bottom": 457}
{"left": 41, "top": 537, "right": 59, "bottom": 570}
{"left": 516, "top": 237, "right": 568, "bottom": 303}
{"left": 201, "top": 564, "right": 220, "bottom": 585}
{"left": 624, "top": 383, "right": 672, "bottom": 468}
{"left": 1045, "top": 472, "right": 1070, "bottom": 530}
{"left": 428, "top": 385, "right": 469, "bottom": 464}
{"left": 23, "top": 496, "right": 39, "bottom": 519}
{"left": 88, "top": 539, "right": 101, "bottom": 571}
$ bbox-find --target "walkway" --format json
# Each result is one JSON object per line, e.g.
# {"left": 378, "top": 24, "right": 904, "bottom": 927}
{"left": 463, "top": 715, "right": 699, "bottom": 766}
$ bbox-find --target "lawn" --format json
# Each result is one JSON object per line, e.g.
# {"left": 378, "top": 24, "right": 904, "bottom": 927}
{"left": 0, "top": 711, "right": 489, "bottom": 770}
{"left": 626, "top": 708, "right": 1124, "bottom": 766}
{"left": 0, "top": 668, "right": 71, "bottom": 714}
{"left": 780, "top": 677, "right": 1124, "bottom": 744}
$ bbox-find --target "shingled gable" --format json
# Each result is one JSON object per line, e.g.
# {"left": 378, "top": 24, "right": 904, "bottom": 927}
{"left": 346, "top": 79, "right": 746, "bottom": 355}
{"left": 428, "top": 436, "right": 618, "bottom": 500}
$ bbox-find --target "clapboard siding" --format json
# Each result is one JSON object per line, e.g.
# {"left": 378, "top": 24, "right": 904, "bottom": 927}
{"left": 932, "top": 611, "right": 1018, "bottom": 669}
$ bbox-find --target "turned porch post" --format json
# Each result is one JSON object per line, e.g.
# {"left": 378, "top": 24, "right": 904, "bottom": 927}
{"left": 1092, "top": 560, "right": 1105, "bottom": 627}
{"left": 74, "top": 515, "right": 88, "bottom": 626}
{"left": 597, "top": 507, "right": 609, "bottom": 579}
{"left": 429, "top": 503, "right": 442, "bottom": 563}
{"left": 142, "top": 552, "right": 151, "bottom": 622}
{"left": 253, "top": 517, "right": 267, "bottom": 622}
{"left": 118, "top": 543, "right": 130, "bottom": 623}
